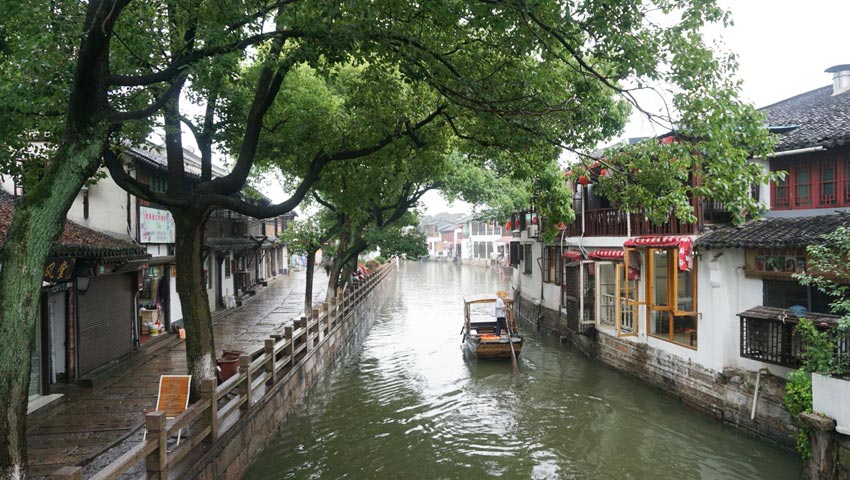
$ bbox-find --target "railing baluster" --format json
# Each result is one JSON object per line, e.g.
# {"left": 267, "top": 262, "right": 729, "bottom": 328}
{"left": 201, "top": 377, "right": 218, "bottom": 442}
{"left": 239, "top": 355, "right": 252, "bottom": 410}
{"left": 145, "top": 411, "right": 167, "bottom": 479}
{"left": 265, "top": 339, "right": 276, "bottom": 384}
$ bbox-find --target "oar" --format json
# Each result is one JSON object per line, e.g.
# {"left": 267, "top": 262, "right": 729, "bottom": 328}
{"left": 506, "top": 316, "right": 519, "bottom": 376}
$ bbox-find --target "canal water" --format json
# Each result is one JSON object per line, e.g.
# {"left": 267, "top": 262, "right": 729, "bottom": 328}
{"left": 246, "top": 261, "right": 801, "bottom": 480}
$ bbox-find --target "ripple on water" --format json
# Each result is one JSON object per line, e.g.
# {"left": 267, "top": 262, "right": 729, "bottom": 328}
{"left": 246, "top": 262, "right": 800, "bottom": 480}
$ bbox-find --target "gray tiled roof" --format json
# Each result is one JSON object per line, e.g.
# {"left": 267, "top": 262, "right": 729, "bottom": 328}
{"left": 695, "top": 214, "right": 850, "bottom": 250}
{"left": 761, "top": 85, "right": 850, "bottom": 152}
{"left": 0, "top": 192, "right": 148, "bottom": 261}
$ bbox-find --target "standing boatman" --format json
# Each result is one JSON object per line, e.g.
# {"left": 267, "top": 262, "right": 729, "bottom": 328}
{"left": 494, "top": 296, "right": 508, "bottom": 336}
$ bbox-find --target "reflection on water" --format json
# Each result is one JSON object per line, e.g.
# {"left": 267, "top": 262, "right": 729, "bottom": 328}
{"left": 246, "top": 261, "right": 800, "bottom": 480}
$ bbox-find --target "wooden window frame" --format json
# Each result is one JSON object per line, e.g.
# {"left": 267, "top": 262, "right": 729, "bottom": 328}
{"left": 645, "top": 247, "right": 699, "bottom": 349}
{"left": 795, "top": 162, "right": 812, "bottom": 207}
{"left": 820, "top": 157, "right": 838, "bottom": 206}
{"left": 771, "top": 153, "right": 850, "bottom": 210}
{"left": 616, "top": 263, "right": 639, "bottom": 336}
{"left": 772, "top": 174, "right": 790, "bottom": 209}
{"left": 595, "top": 261, "right": 617, "bottom": 329}
{"left": 543, "top": 246, "right": 560, "bottom": 285}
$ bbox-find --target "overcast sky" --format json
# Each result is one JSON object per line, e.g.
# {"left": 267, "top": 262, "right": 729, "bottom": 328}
{"left": 423, "top": 0, "right": 850, "bottom": 215}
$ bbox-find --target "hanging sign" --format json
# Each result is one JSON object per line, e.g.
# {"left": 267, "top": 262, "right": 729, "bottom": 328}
{"left": 43, "top": 257, "right": 76, "bottom": 283}
{"left": 140, "top": 206, "right": 175, "bottom": 244}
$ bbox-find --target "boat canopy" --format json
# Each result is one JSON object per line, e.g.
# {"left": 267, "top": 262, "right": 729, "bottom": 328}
{"left": 463, "top": 293, "right": 513, "bottom": 305}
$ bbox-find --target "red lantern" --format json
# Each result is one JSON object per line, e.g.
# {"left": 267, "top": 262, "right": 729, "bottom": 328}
{"left": 578, "top": 175, "right": 590, "bottom": 185}
{"left": 505, "top": 219, "right": 512, "bottom": 230}
{"left": 531, "top": 216, "right": 539, "bottom": 225}
{"left": 600, "top": 168, "right": 609, "bottom": 177}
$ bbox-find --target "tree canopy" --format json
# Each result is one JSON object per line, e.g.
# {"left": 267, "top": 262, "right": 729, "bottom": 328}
{"left": 0, "top": 1, "right": 780, "bottom": 476}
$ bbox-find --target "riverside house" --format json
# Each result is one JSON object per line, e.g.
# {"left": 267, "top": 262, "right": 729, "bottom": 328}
{"left": 511, "top": 64, "right": 850, "bottom": 446}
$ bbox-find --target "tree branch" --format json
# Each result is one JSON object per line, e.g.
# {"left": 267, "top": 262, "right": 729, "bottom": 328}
{"left": 104, "top": 147, "right": 187, "bottom": 208}
{"left": 107, "top": 29, "right": 305, "bottom": 87}
{"left": 109, "top": 75, "right": 187, "bottom": 122}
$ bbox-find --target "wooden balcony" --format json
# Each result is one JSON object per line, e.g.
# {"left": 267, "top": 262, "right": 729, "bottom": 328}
{"left": 562, "top": 208, "right": 697, "bottom": 237}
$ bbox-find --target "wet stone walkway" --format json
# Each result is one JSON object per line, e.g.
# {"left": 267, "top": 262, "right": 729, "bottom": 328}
{"left": 26, "top": 269, "right": 328, "bottom": 478}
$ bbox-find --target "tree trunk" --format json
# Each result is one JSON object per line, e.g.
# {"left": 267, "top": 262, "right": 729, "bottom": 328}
{"left": 304, "top": 250, "right": 316, "bottom": 316}
{"left": 340, "top": 258, "right": 358, "bottom": 290}
{"left": 173, "top": 212, "right": 217, "bottom": 398}
{"left": 325, "top": 230, "right": 351, "bottom": 300}
{"left": 0, "top": 136, "right": 106, "bottom": 477}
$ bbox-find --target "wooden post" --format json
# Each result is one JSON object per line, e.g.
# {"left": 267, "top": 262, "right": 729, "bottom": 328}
{"left": 299, "top": 316, "right": 309, "bottom": 351}
{"left": 338, "top": 291, "right": 345, "bottom": 321}
{"left": 145, "top": 411, "right": 167, "bottom": 478}
{"left": 329, "top": 298, "right": 337, "bottom": 328}
{"left": 312, "top": 308, "right": 321, "bottom": 343}
{"left": 200, "top": 377, "right": 218, "bottom": 443}
{"left": 318, "top": 304, "right": 327, "bottom": 335}
{"left": 265, "top": 338, "right": 276, "bottom": 384}
{"left": 284, "top": 325, "right": 293, "bottom": 360}
{"left": 51, "top": 466, "right": 82, "bottom": 480}
{"left": 239, "top": 354, "right": 252, "bottom": 410}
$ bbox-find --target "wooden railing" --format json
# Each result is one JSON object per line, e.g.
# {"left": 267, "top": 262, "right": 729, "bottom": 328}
{"left": 561, "top": 208, "right": 697, "bottom": 237}
{"left": 51, "top": 261, "right": 396, "bottom": 480}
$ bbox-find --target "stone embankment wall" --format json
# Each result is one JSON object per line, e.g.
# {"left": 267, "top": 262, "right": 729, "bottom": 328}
{"left": 802, "top": 413, "right": 850, "bottom": 479}
{"left": 514, "top": 292, "right": 795, "bottom": 448}
{"left": 188, "top": 266, "right": 396, "bottom": 479}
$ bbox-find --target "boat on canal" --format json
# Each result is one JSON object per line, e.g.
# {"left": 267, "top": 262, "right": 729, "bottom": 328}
{"left": 462, "top": 292, "right": 523, "bottom": 359}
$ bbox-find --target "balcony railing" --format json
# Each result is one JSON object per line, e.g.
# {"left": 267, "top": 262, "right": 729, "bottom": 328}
{"left": 562, "top": 208, "right": 696, "bottom": 237}
{"left": 738, "top": 306, "right": 846, "bottom": 369}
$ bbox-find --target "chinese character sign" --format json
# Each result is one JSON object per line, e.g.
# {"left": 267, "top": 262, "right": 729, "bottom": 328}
{"left": 43, "top": 257, "right": 76, "bottom": 282}
{"left": 140, "top": 206, "right": 175, "bottom": 243}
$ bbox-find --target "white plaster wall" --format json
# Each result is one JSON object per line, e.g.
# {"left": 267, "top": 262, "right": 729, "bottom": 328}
{"left": 206, "top": 255, "right": 217, "bottom": 313}
{"left": 68, "top": 169, "right": 131, "bottom": 239}
{"left": 514, "top": 240, "right": 544, "bottom": 304}
{"left": 221, "top": 252, "right": 235, "bottom": 302}
{"left": 697, "top": 248, "right": 792, "bottom": 377}
{"left": 170, "top": 277, "right": 183, "bottom": 323}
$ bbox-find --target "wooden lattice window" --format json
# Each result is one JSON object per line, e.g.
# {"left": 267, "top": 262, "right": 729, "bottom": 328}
{"left": 845, "top": 157, "right": 850, "bottom": 204}
{"left": 819, "top": 158, "right": 838, "bottom": 206}
{"left": 772, "top": 173, "right": 789, "bottom": 208}
{"left": 795, "top": 163, "right": 812, "bottom": 207}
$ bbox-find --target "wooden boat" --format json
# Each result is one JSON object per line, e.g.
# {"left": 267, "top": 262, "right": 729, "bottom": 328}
{"left": 462, "top": 293, "right": 523, "bottom": 359}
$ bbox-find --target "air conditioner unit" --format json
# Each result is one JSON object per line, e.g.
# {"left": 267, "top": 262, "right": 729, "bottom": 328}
{"left": 527, "top": 225, "right": 539, "bottom": 238}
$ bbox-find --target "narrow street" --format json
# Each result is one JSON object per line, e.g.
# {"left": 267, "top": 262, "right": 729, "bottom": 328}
{"left": 25, "top": 270, "right": 328, "bottom": 478}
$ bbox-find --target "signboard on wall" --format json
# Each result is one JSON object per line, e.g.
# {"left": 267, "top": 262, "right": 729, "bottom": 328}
{"left": 43, "top": 257, "right": 75, "bottom": 283}
{"left": 744, "top": 248, "right": 806, "bottom": 279}
{"left": 140, "top": 206, "right": 175, "bottom": 244}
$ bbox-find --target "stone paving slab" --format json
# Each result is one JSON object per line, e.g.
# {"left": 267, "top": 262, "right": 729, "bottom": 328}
{"left": 26, "top": 269, "right": 329, "bottom": 478}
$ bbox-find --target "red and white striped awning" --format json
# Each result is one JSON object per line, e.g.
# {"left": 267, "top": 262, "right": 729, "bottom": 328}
{"left": 588, "top": 249, "right": 624, "bottom": 261}
{"left": 562, "top": 250, "right": 583, "bottom": 262}
{"left": 623, "top": 235, "right": 682, "bottom": 247}
{"left": 623, "top": 236, "right": 693, "bottom": 271}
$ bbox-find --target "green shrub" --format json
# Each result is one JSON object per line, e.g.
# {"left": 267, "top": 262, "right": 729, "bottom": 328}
{"left": 374, "top": 255, "right": 386, "bottom": 264}
{"left": 365, "top": 259, "right": 380, "bottom": 270}
{"left": 784, "top": 368, "right": 813, "bottom": 458}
